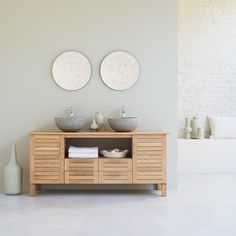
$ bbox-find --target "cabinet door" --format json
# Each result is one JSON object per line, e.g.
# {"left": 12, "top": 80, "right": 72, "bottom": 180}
{"left": 30, "top": 135, "right": 64, "bottom": 184}
{"left": 133, "top": 134, "right": 166, "bottom": 184}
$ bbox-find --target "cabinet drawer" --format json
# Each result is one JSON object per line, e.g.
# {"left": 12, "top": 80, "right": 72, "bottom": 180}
{"left": 133, "top": 172, "right": 163, "bottom": 184}
{"left": 65, "top": 171, "right": 98, "bottom": 184}
{"left": 99, "top": 158, "right": 132, "bottom": 172}
{"left": 65, "top": 159, "right": 98, "bottom": 172}
{"left": 99, "top": 172, "right": 132, "bottom": 184}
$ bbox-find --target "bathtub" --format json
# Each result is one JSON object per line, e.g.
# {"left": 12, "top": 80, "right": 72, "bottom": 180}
{"left": 178, "top": 139, "right": 236, "bottom": 174}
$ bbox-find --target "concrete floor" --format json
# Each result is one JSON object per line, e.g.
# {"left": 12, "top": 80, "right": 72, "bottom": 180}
{"left": 0, "top": 174, "right": 235, "bottom": 236}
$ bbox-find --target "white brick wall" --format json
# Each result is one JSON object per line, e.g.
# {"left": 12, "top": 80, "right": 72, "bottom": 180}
{"left": 178, "top": 0, "right": 236, "bottom": 137}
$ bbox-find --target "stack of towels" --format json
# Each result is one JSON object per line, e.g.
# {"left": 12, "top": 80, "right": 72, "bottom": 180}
{"left": 68, "top": 146, "right": 99, "bottom": 158}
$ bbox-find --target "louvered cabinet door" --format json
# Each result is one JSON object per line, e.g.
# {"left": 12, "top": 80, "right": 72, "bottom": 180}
{"left": 30, "top": 135, "right": 64, "bottom": 184}
{"left": 133, "top": 134, "right": 167, "bottom": 184}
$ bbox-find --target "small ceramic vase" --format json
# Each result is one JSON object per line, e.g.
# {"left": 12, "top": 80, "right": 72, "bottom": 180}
{"left": 95, "top": 112, "right": 104, "bottom": 131}
{"left": 4, "top": 144, "right": 22, "bottom": 195}
{"left": 184, "top": 117, "right": 192, "bottom": 139}
{"left": 90, "top": 119, "right": 99, "bottom": 132}
{"left": 190, "top": 116, "right": 200, "bottom": 139}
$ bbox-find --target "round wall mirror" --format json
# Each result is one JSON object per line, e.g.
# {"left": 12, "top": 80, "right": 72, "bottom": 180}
{"left": 100, "top": 51, "right": 140, "bottom": 90}
{"left": 52, "top": 51, "right": 91, "bottom": 91}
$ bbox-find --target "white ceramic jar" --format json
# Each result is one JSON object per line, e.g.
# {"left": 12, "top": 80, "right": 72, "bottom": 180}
{"left": 190, "top": 116, "right": 200, "bottom": 139}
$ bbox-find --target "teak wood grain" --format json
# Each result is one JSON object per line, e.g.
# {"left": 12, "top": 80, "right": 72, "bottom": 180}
{"left": 30, "top": 134, "right": 64, "bottom": 185}
{"left": 99, "top": 171, "right": 132, "bottom": 184}
{"left": 99, "top": 158, "right": 132, "bottom": 172}
{"left": 29, "top": 131, "right": 167, "bottom": 196}
{"left": 65, "top": 171, "right": 99, "bottom": 184}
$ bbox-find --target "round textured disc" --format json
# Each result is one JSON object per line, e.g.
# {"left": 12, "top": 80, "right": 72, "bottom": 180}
{"left": 100, "top": 51, "right": 139, "bottom": 90}
{"left": 52, "top": 51, "right": 91, "bottom": 91}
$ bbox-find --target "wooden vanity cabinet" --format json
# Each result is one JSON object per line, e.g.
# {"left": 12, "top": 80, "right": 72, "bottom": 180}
{"left": 30, "top": 131, "right": 167, "bottom": 196}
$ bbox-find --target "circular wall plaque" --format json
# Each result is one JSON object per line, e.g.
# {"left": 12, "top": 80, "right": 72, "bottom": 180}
{"left": 52, "top": 51, "right": 91, "bottom": 91}
{"left": 100, "top": 51, "right": 139, "bottom": 90}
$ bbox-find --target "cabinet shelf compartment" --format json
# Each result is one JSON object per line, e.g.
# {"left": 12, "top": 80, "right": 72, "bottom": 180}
{"left": 65, "top": 138, "right": 132, "bottom": 158}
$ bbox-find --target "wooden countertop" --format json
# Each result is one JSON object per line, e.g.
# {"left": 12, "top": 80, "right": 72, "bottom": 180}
{"left": 30, "top": 131, "right": 168, "bottom": 137}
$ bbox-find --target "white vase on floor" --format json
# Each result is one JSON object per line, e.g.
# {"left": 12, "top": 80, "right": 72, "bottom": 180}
{"left": 4, "top": 144, "right": 22, "bottom": 195}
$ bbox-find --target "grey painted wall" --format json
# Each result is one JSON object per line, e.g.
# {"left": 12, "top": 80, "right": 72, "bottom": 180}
{"left": 0, "top": 0, "right": 177, "bottom": 192}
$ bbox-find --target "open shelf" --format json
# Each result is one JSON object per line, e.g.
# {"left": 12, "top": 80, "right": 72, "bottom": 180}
{"left": 65, "top": 137, "right": 132, "bottom": 158}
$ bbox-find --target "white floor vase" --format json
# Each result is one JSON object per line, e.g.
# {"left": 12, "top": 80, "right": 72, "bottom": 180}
{"left": 4, "top": 144, "right": 22, "bottom": 195}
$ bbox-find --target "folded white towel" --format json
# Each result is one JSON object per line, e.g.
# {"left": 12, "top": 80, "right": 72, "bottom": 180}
{"left": 69, "top": 151, "right": 98, "bottom": 154}
{"left": 68, "top": 146, "right": 98, "bottom": 153}
{"left": 68, "top": 153, "right": 98, "bottom": 158}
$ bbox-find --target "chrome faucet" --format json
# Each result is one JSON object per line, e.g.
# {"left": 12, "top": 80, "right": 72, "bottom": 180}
{"left": 70, "top": 106, "right": 76, "bottom": 118}
{"left": 121, "top": 106, "right": 126, "bottom": 118}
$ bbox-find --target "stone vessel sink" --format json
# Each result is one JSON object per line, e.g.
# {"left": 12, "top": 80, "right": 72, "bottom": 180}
{"left": 108, "top": 117, "right": 138, "bottom": 132}
{"left": 55, "top": 117, "right": 86, "bottom": 132}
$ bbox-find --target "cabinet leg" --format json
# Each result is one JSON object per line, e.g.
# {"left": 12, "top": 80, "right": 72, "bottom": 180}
{"left": 155, "top": 184, "right": 161, "bottom": 190}
{"left": 37, "top": 184, "right": 41, "bottom": 191}
{"left": 160, "top": 184, "right": 167, "bottom": 197}
{"left": 30, "top": 184, "right": 37, "bottom": 196}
